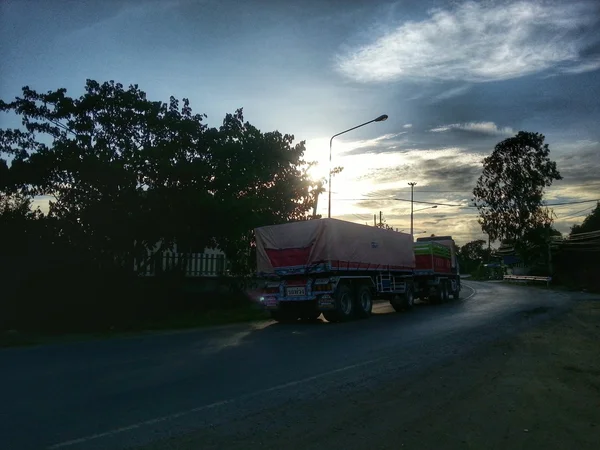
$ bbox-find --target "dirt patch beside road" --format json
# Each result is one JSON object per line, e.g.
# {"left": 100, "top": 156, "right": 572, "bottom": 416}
{"left": 138, "top": 300, "right": 600, "bottom": 450}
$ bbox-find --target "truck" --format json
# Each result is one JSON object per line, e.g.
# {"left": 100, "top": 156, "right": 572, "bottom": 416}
{"left": 255, "top": 218, "right": 461, "bottom": 323}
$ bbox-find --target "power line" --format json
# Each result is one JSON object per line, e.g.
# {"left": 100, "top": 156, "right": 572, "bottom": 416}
{"left": 331, "top": 197, "right": 600, "bottom": 208}
{"left": 394, "top": 198, "right": 465, "bottom": 207}
{"left": 556, "top": 206, "right": 595, "bottom": 220}
{"left": 545, "top": 199, "right": 599, "bottom": 207}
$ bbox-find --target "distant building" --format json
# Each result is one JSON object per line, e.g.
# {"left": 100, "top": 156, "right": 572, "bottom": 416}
{"left": 495, "top": 240, "right": 528, "bottom": 275}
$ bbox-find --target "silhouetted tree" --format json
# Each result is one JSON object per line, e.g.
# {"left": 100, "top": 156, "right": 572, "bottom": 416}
{"left": 458, "top": 239, "right": 490, "bottom": 273}
{"left": 570, "top": 202, "right": 600, "bottom": 236}
{"left": 473, "top": 131, "right": 562, "bottom": 245}
{"left": 0, "top": 80, "right": 322, "bottom": 276}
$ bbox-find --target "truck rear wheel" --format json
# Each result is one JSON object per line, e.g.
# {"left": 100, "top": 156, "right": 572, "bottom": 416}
{"left": 438, "top": 281, "right": 450, "bottom": 303}
{"left": 403, "top": 286, "right": 415, "bottom": 310}
{"left": 353, "top": 285, "right": 373, "bottom": 319}
{"left": 430, "top": 281, "right": 446, "bottom": 304}
{"left": 323, "top": 283, "right": 354, "bottom": 323}
{"left": 452, "top": 280, "right": 460, "bottom": 300}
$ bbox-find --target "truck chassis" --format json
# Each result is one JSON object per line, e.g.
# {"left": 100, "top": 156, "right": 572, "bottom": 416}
{"left": 260, "top": 269, "right": 461, "bottom": 323}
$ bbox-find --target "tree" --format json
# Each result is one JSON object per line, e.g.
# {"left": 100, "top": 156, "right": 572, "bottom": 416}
{"left": 458, "top": 239, "right": 491, "bottom": 273}
{"left": 570, "top": 202, "right": 600, "bottom": 236}
{"left": 0, "top": 80, "right": 322, "bottom": 277}
{"left": 472, "top": 131, "right": 562, "bottom": 243}
{"left": 199, "top": 108, "right": 323, "bottom": 274}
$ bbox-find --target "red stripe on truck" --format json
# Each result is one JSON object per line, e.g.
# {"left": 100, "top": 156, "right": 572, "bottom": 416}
{"left": 415, "top": 254, "right": 452, "bottom": 273}
{"left": 265, "top": 246, "right": 312, "bottom": 268}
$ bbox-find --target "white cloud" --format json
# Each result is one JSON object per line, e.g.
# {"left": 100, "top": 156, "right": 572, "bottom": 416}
{"left": 403, "top": 124, "right": 412, "bottom": 128}
{"left": 561, "top": 57, "right": 600, "bottom": 74}
{"left": 432, "top": 85, "right": 471, "bottom": 102}
{"left": 429, "top": 122, "right": 514, "bottom": 136}
{"left": 336, "top": 1, "right": 600, "bottom": 83}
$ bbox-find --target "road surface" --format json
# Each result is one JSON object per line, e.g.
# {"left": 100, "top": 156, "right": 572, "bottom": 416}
{"left": 0, "top": 281, "right": 586, "bottom": 449}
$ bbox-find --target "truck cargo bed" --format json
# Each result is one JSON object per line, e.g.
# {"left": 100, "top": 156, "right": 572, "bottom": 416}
{"left": 255, "top": 218, "right": 415, "bottom": 276}
{"left": 414, "top": 241, "right": 452, "bottom": 274}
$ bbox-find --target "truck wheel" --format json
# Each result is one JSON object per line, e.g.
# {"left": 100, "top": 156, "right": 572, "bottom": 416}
{"left": 452, "top": 282, "right": 460, "bottom": 300}
{"left": 324, "top": 283, "right": 354, "bottom": 322}
{"left": 354, "top": 285, "right": 373, "bottom": 319}
{"left": 442, "top": 281, "right": 450, "bottom": 303}
{"left": 390, "top": 294, "right": 403, "bottom": 312}
{"left": 270, "top": 311, "right": 298, "bottom": 323}
{"left": 403, "top": 286, "right": 415, "bottom": 310}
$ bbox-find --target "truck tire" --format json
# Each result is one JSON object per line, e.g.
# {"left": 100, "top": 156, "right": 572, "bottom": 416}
{"left": 390, "top": 294, "right": 403, "bottom": 312}
{"left": 270, "top": 311, "right": 298, "bottom": 323}
{"left": 441, "top": 281, "right": 450, "bottom": 303}
{"left": 452, "top": 281, "right": 460, "bottom": 300}
{"left": 403, "top": 285, "right": 415, "bottom": 310}
{"left": 430, "top": 281, "right": 446, "bottom": 304}
{"left": 323, "top": 283, "right": 354, "bottom": 323}
{"left": 353, "top": 285, "right": 373, "bottom": 319}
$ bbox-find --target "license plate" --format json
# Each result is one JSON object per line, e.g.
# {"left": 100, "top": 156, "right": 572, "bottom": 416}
{"left": 286, "top": 286, "right": 306, "bottom": 296}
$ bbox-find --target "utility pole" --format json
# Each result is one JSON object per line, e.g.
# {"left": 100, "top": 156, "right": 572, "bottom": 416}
{"left": 373, "top": 214, "right": 376, "bottom": 227}
{"left": 408, "top": 182, "right": 417, "bottom": 237}
{"left": 379, "top": 210, "right": 382, "bottom": 227}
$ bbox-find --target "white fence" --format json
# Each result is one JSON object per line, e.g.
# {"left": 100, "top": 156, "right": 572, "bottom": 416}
{"left": 135, "top": 252, "right": 230, "bottom": 277}
{"left": 503, "top": 275, "right": 551, "bottom": 286}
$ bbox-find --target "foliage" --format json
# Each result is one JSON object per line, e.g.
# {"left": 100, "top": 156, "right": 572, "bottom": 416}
{"left": 0, "top": 79, "right": 323, "bottom": 332}
{"left": 0, "top": 80, "right": 321, "bottom": 275}
{"left": 472, "top": 131, "right": 562, "bottom": 243}
{"left": 458, "top": 239, "right": 491, "bottom": 274}
{"left": 570, "top": 202, "right": 600, "bottom": 236}
{"left": 517, "top": 222, "right": 561, "bottom": 267}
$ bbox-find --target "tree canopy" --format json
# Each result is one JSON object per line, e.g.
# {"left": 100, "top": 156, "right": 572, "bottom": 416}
{"left": 0, "top": 79, "right": 323, "bottom": 275}
{"left": 570, "top": 202, "right": 600, "bottom": 236}
{"left": 457, "top": 239, "right": 490, "bottom": 274}
{"left": 472, "top": 131, "right": 562, "bottom": 243}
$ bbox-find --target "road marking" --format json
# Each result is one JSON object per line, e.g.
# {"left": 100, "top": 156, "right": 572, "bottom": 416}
{"left": 462, "top": 282, "right": 477, "bottom": 301}
{"left": 47, "top": 355, "right": 393, "bottom": 449}
{"left": 49, "top": 285, "right": 480, "bottom": 449}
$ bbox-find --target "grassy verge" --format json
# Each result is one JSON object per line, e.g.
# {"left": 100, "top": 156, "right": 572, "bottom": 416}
{"left": 0, "top": 304, "right": 270, "bottom": 349}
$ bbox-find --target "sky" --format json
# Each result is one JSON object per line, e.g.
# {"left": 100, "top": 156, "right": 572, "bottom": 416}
{"left": 1, "top": 0, "right": 599, "bottom": 245}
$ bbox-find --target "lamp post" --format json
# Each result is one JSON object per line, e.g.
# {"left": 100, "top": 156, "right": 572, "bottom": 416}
{"left": 408, "top": 182, "right": 417, "bottom": 236}
{"left": 328, "top": 114, "right": 388, "bottom": 219}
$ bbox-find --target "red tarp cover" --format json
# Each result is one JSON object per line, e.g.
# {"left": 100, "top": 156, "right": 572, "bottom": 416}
{"left": 255, "top": 218, "right": 416, "bottom": 274}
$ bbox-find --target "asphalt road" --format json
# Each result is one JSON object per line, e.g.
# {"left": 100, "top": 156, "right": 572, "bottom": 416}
{"left": 0, "top": 281, "right": 583, "bottom": 450}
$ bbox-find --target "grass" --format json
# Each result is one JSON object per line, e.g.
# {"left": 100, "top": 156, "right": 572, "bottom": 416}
{"left": 0, "top": 303, "right": 270, "bottom": 349}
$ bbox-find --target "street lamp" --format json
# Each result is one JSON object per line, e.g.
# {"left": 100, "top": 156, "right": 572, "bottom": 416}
{"left": 407, "top": 182, "right": 417, "bottom": 237}
{"left": 328, "top": 114, "right": 388, "bottom": 218}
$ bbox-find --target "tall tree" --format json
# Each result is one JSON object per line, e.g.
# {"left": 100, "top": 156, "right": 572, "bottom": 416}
{"left": 0, "top": 80, "right": 322, "bottom": 276}
{"left": 204, "top": 108, "right": 323, "bottom": 274}
{"left": 472, "top": 131, "right": 562, "bottom": 243}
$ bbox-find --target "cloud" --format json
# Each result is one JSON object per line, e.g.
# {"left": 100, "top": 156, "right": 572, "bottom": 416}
{"left": 561, "top": 57, "right": 600, "bottom": 74}
{"left": 336, "top": 1, "right": 600, "bottom": 83}
{"left": 403, "top": 124, "right": 412, "bottom": 128}
{"left": 432, "top": 85, "right": 471, "bottom": 102}
{"left": 429, "top": 122, "right": 515, "bottom": 136}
